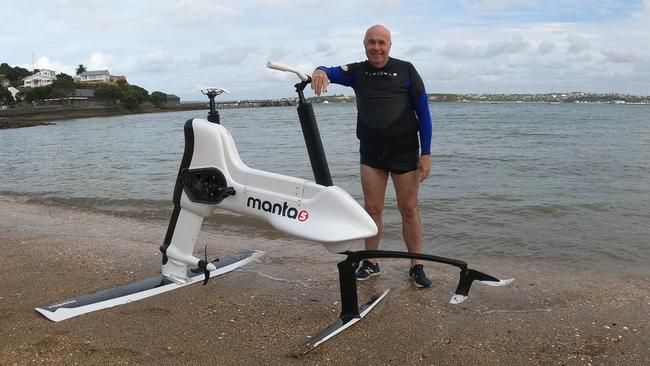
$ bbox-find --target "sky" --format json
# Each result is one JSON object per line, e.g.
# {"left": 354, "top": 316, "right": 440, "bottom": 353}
{"left": 2, "top": 0, "right": 650, "bottom": 101}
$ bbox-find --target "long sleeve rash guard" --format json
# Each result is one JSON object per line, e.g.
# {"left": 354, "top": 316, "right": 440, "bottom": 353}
{"left": 317, "top": 57, "right": 432, "bottom": 155}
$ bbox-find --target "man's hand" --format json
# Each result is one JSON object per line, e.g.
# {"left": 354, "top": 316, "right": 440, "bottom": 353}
{"left": 418, "top": 154, "right": 432, "bottom": 183}
{"left": 311, "top": 69, "right": 329, "bottom": 96}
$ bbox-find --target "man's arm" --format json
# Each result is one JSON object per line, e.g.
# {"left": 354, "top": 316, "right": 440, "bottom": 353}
{"left": 311, "top": 65, "right": 354, "bottom": 96}
{"left": 407, "top": 64, "right": 433, "bottom": 182}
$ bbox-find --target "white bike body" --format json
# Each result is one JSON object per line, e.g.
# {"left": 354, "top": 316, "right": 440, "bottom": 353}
{"left": 162, "top": 118, "right": 377, "bottom": 281}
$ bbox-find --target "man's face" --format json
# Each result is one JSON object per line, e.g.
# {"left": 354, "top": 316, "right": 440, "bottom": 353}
{"left": 364, "top": 27, "right": 391, "bottom": 68}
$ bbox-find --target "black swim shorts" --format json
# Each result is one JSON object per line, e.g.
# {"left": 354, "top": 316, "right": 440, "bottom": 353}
{"left": 360, "top": 144, "right": 420, "bottom": 174}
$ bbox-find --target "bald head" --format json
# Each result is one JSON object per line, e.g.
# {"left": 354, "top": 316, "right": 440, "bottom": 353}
{"left": 364, "top": 24, "right": 392, "bottom": 43}
{"left": 363, "top": 24, "right": 392, "bottom": 68}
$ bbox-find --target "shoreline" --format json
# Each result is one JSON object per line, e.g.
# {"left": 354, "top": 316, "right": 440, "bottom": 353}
{"left": 0, "top": 196, "right": 648, "bottom": 365}
{"left": 0, "top": 103, "right": 207, "bottom": 130}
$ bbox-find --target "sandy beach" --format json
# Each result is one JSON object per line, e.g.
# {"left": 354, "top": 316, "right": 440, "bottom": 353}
{"left": 0, "top": 196, "right": 648, "bottom": 365}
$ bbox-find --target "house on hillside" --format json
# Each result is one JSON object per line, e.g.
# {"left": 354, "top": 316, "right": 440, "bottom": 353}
{"left": 110, "top": 75, "right": 126, "bottom": 83}
{"left": 71, "top": 89, "right": 98, "bottom": 103}
{"left": 22, "top": 69, "right": 57, "bottom": 87}
{"left": 76, "top": 70, "right": 111, "bottom": 83}
{"left": 166, "top": 94, "right": 180, "bottom": 104}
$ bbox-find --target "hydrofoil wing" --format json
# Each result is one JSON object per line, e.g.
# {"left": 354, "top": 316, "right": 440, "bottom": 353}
{"left": 36, "top": 250, "right": 263, "bottom": 322}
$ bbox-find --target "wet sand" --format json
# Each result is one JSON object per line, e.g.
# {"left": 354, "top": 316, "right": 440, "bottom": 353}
{"left": 1, "top": 197, "right": 648, "bottom": 365}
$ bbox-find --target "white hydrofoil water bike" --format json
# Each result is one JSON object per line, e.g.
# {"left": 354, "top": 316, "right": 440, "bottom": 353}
{"left": 36, "top": 61, "right": 513, "bottom": 350}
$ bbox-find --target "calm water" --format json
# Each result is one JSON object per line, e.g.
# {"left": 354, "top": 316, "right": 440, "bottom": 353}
{"left": 1, "top": 103, "right": 649, "bottom": 272}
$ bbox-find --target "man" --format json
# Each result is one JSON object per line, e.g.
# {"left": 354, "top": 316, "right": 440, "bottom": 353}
{"left": 311, "top": 24, "right": 433, "bottom": 288}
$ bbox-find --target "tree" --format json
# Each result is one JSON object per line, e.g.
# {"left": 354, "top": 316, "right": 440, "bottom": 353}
{"left": 23, "top": 85, "right": 53, "bottom": 104}
{"left": 0, "top": 86, "right": 14, "bottom": 106}
{"left": 52, "top": 73, "right": 76, "bottom": 101}
{"left": 75, "top": 64, "right": 86, "bottom": 76}
{"left": 0, "top": 63, "right": 31, "bottom": 87}
{"left": 120, "top": 89, "right": 141, "bottom": 111}
{"left": 123, "top": 84, "right": 148, "bottom": 102}
{"left": 94, "top": 84, "right": 121, "bottom": 105}
{"left": 150, "top": 91, "right": 168, "bottom": 107}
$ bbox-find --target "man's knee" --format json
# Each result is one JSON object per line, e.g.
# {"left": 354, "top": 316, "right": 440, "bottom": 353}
{"left": 398, "top": 203, "right": 419, "bottom": 220}
{"left": 365, "top": 202, "right": 384, "bottom": 216}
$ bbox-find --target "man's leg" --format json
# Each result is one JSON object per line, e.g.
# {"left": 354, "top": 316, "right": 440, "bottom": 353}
{"left": 392, "top": 170, "right": 432, "bottom": 288}
{"left": 391, "top": 170, "right": 422, "bottom": 267}
{"left": 360, "top": 164, "right": 389, "bottom": 257}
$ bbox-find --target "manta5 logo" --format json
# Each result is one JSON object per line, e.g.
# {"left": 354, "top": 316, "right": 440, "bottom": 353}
{"left": 246, "top": 196, "right": 309, "bottom": 222}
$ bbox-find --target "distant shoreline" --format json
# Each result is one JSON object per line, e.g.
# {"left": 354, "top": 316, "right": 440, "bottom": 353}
{"left": 0, "top": 103, "right": 207, "bottom": 130}
{"left": 3, "top": 95, "right": 649, "bottom": 130}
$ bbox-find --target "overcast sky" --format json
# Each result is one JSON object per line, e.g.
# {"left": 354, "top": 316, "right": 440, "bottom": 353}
{"left": 3, "top": 0, "right": 649, "bottom": 100}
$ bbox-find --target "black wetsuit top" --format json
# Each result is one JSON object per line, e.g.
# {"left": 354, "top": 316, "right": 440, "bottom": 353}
{"left": 317, "top": 57, "right": 432, "bottom": 155}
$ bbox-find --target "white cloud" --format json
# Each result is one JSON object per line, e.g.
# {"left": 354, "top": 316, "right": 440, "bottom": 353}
{"left": 405, "top": 45, "right": 432, "bottom": 56}
{"left": 87, "top": 52, "right": 114, "bottom": 72}
{"left": 23, "top": 56, "right": 75, "bottom": 76}
{"left": 167, "top": 0, "right": 241, "bottom": 24}
{"left": 439, "top": 36, "right": 529, "bottom": 59}
{"left": 461, "top": 0, "right": 541, "bottom": 13}
{"left": 485, "top": 35, "right": 529, "bottom": 57}
{"left": 567, "top": 33, "right": 590, "bottom": 54}
{"left": 199, "top": 47, "right": 259, "bottom": 67}
{"left": 537, "top": 41, "right": 555, "bottom": 55}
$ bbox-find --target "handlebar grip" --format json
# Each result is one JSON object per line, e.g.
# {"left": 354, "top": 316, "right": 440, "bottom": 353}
{"left": 266, "top": 61, "right": 309, "bottom": 82}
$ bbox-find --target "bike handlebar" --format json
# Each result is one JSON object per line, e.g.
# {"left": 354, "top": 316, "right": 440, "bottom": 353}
{"left": 266, "top": 61, "right": 310, "bottom": 82}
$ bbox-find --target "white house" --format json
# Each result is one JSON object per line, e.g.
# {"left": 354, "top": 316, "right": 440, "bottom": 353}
{"left": 76, "top": 70, "right": 111, "bottom": 83}
{"left": 22, "top": 69, "right": 57, "bottom": 87}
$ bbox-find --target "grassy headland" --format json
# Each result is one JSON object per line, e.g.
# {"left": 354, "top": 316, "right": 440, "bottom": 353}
{"left": 0, "top": 103, "right": 207, "bottom": 129}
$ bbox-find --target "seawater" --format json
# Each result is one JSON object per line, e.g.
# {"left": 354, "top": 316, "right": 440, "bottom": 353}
{"left": 1, "top": 103, "right": 649, "bottom": 272}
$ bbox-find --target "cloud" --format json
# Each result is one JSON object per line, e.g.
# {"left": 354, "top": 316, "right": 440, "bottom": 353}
{"left": 485, "top": 36, "right": 529, "bottom": 57}
{"left": 405, "top": 45, "right": 432, "bottom": 56}
{"left": 461, "top": 0, "right": 539, "bottom": 12}
{"left": 250, "top": 0, "right": 402, "bottom": 14}
{"left": 28, "top": 56, "right": 75, "bottom": 75}
{"left": 87, "top": 52, "right": 114, "bottom": 72}
{"left": 537, "top": 41, "right": 555, "bottom": 55}
{"left": 167, "top": 1, "right": 241, "bottom": 24}
{"left": 567, "top": 33, "right": 590, "bottom": 54}
{"left": 439, "top": 35, "right": 529, "bottom": 59}
{"left": 315, "top": 42, "right": 337, "bottom": 57}
{"left": 601, "top": 48, "right": 644, "bottom": 64}
{"left": 199, "top": 47, "right": 259, "bottom": 67}
{"left": 267, "top": 47, "right": 292, "bottom": 63}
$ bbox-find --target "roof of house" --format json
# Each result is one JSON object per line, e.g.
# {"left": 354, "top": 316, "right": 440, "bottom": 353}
{"left": 80, "top": 70, "right": 110, "bottom": 77}
{"left": 23, "top": 73, "right": 56, "bottom": 81}
{"left": 166, "top": 94, "right": 180, "bottom": 99}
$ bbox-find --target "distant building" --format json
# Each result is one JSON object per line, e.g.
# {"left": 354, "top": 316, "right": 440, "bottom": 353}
{"left": 22, "top": 69, "right": 57, "bottom": 87}
{"left": 72, "top": 88, "right": 97, "bottom": 102}
{"left": 76, "top": 70, "right": 111, "bottom": 83}
{"left": 110, "top": 75, "right": 126, "bottom": 83}
{"left": 166, "top": 94, "right": 180, "bottom": 104}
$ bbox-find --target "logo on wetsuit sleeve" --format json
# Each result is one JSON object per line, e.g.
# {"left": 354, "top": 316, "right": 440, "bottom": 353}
{"left": 246, "top": 196, "right": 309, "bottom": 222}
